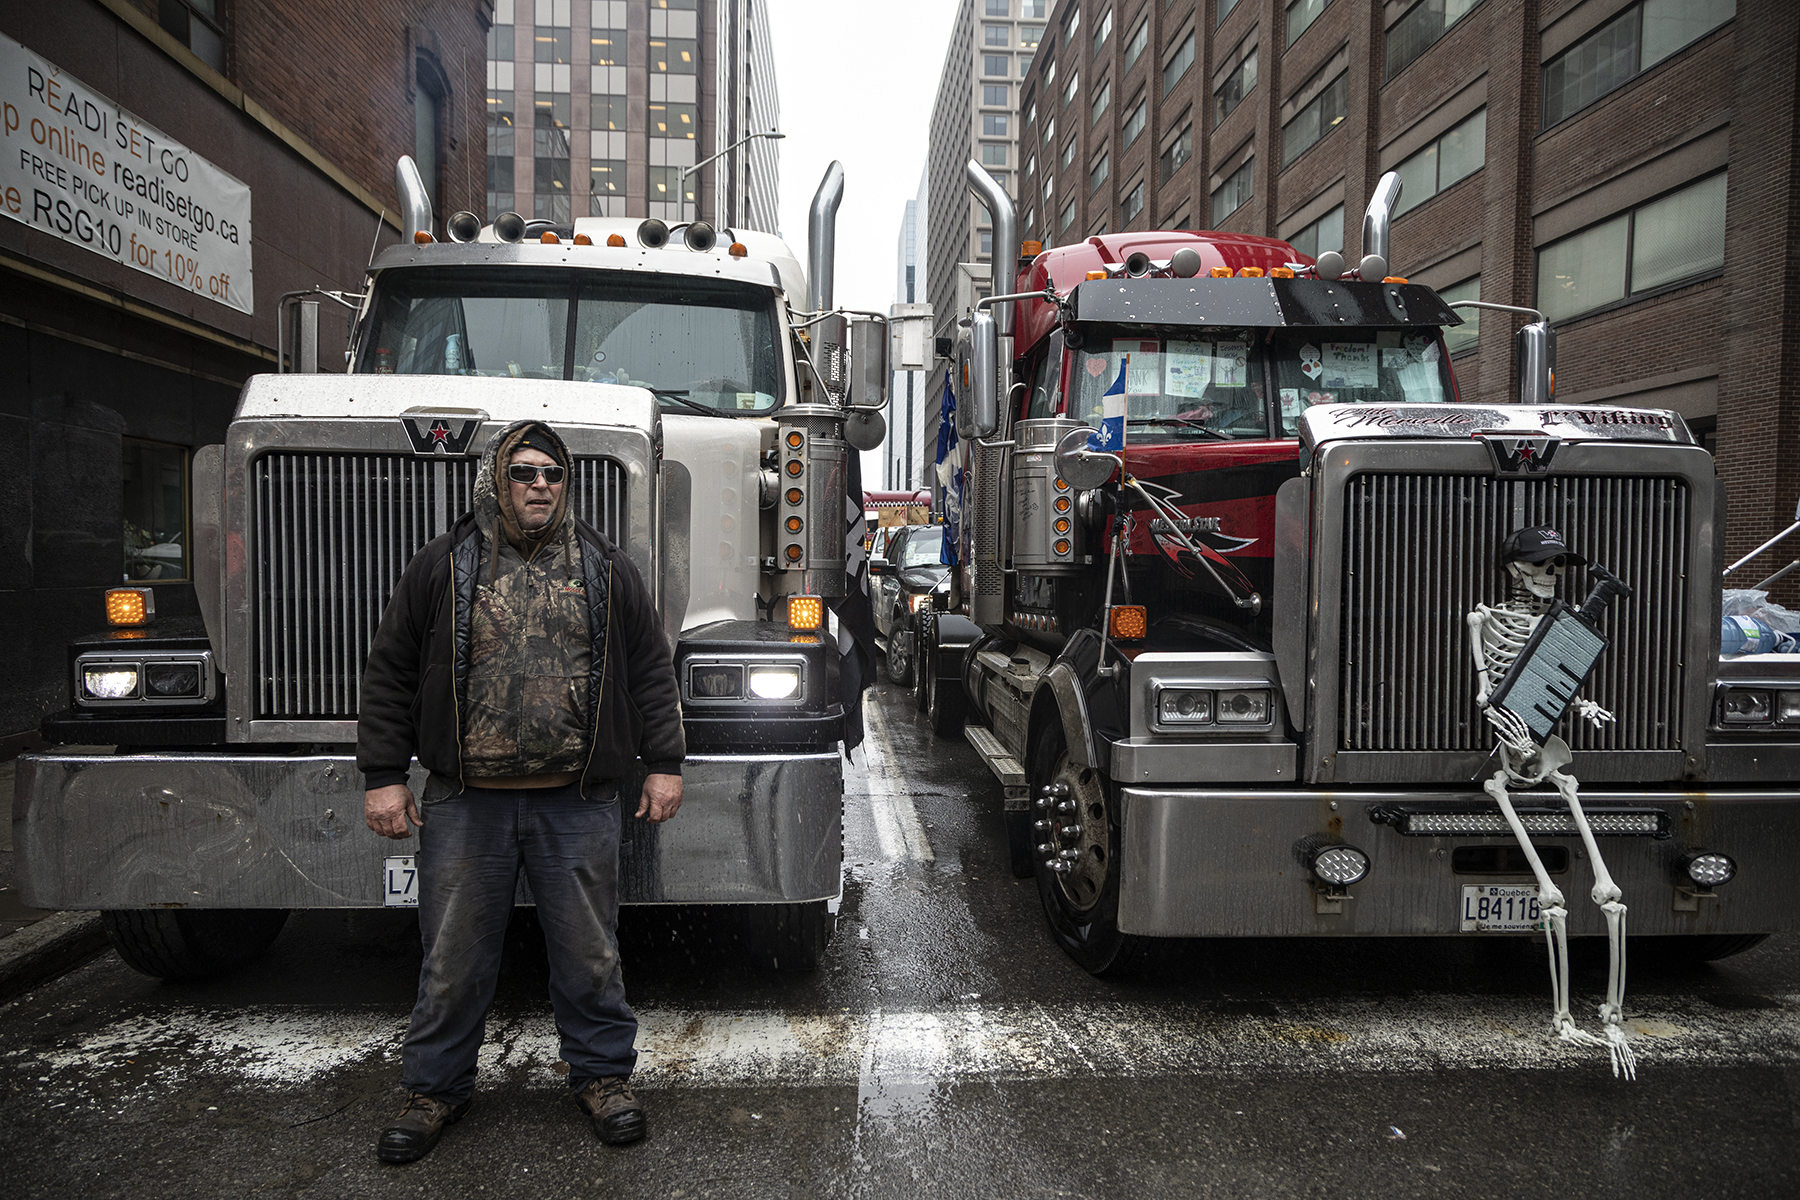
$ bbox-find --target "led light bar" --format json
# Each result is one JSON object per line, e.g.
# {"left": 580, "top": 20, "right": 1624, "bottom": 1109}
{"left": 1399, "top": 810, "right": 1665, "bottom": 837}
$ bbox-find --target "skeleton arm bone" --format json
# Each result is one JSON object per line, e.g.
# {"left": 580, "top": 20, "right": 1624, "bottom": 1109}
{"left": 1467, "top": 609, "right": 1494, "bottom": 706}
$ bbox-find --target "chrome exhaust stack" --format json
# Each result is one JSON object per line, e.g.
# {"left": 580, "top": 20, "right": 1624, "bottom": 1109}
{"left": 1358, "top": 170, "right": 1402, "bottom": 282}
{"left": 806, "top": 161, "right": 844, "bottom": 312}
{"left": 964, "top": 160, "right": 1017, "bottom": 334}
{"left": 396, "top": 155, "right": 433, "bottom": 242}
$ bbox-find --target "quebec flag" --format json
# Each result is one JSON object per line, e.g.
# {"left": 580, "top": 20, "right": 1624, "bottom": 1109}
{"left": 1086, "top": 358, "right": 1128, "bottom": 452}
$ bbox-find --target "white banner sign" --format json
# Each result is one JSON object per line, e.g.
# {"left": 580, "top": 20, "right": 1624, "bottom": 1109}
{"left": 0, "top": 36, "right": 252, "bottom": 313}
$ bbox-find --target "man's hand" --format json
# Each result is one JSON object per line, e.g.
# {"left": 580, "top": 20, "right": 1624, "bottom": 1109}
{"left": 636, "top": 773, "right": 683, "bottom": 823}
{"left": 366, "top": 784, "right": 424, "bottom": 840}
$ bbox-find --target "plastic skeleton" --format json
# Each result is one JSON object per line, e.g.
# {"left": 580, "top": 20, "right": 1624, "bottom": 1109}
{"left": 1466, "top": 556, "right": 1636, "bottom": 1080}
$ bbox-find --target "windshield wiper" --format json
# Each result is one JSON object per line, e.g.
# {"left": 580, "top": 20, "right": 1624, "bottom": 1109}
{"left": 1127, "top": 417, "right": 1230, "bottom": 440}
{"left": 645, "top": 387, "right": 735, "bottom": 420}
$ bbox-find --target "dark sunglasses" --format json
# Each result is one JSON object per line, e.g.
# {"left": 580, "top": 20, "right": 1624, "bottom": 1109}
{"left": 507, "top": 463, "right": 566, "bottom": 484}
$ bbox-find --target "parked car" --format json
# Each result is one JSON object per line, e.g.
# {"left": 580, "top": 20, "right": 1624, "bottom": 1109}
{"left": 871, "top": 524, "right": 949, "bottom": 687}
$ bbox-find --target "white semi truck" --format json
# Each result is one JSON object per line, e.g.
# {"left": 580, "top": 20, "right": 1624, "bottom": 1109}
{"left": 15, "top": 157, "right": 922, "bottom": 977}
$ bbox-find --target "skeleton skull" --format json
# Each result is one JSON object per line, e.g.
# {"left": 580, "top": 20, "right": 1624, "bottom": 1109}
{"left": 1506, "top": 556, "right": 1562, "bottom": 600}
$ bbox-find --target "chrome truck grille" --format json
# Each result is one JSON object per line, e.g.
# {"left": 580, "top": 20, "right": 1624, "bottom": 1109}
{"left": 250, "top": 452, "right": 626, "bottom": 720}
{"left": 1338, "top": 472, "right": 1688, "bottom": 754}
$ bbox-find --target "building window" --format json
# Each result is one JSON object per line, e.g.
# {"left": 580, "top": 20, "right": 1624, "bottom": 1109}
{"left": 1287, "top": 203, "right": 1343, "bottom": 260}
{"left": 652, "top": 37, "right": 698, "bottom": 72}
{"left": 1043, "top": 173, "right": 1054, "bottom": 201}
{"left": 1065, "top": 72, "right": 1080, "bottom": 106}
{"left": 1437, "top": 276, "right": 1480, "bottom": 356}
{"left": 1124, "top": 18, "right": 1148, "bottom": 69}
{"left": 1214, "top": 47, "right": 1257, "bottom": 123}
{"left": 487, "top": 90, "right": 515, "bottom": 219}
{"left": 1061, "top": 137, "right": 1077, "bottom": 171}
{"left": 1065, "top": 7, "right": 1081, "bottom": 37}
{"left": 1021, "top": 24, "right": 1044, "bottom": 48}
{"left": 981, "top": 231, "right": 995, "bottom": 255}
{"left": 1046, "top": 59, "right": 1058, "bottom": 87}
{"left": 983, "top": 142, "right": 1009, "bottom": 166}
{"left": 1218, "top": 0, "right": 1240, "bottom": 24}
{"left": 535, "top": 22, "right": 571, "bottom": 64}
{"left": 123, "top": 439, "right": 189, "bottom": 581}
{"left": 1535, "top": 171, "right": 1727, "bottom": 323}
{"left": 1160, "top": 121, "right": 1192, "bottom": 183}
{"left": 1093, "top": 8, "right": 1113, "bottom": 54}
{"left": 984, "top": 113, "right": 1009, "bottom": 136}
{"left": 1211, "top": 157, "right": 1254, "bottom": 223}
{"left": 988, "top": 169, "right": 1009, "bottom": 190}
{"left": 1164, "top": 30, "right": 1195, "bottom": 94}
{"left": 592, "top": 94, "right": 626, "bottom": 131}
{"left": 1121, "top": 180, "right": 1144, "bottom": 223}
{"left": 1287, "top": 0, "right": 1332, "bottom": 46}
{"left": 1060, "top": 198, "right": 1077, "bottom": 231}
{"left": 1386, "top": 0, "right": 1483, "bottom": 82}
{"left": 1022, "top": 0, "right": 1047, "bottom": 16}
{"left": 1122, "top": 98, "right": 1146, "bottom": 147}
{"left": 489, "top": 19, "right": 514, "bottom": 61}
{"left": 1091, "top": 153, "right": 1110, "bottom": 193}
{"left": 987, "top": 0, "right": 1010, "bottom": 14}
{"left": 589, "top": 159, "right": 624, "bottom": 215}
{"left": 1394, "top": 109, "right": 1485, "bottom": 215}
{"left": 1027, "top": 101, "right": 1038, "bottom": 128}
{"left": 648, "top": 165, "right": 694, "bottom": 212}
{"left": 985, "top": 54, "right": 1010, "bottom": 76}
{"left": 1021, "top": 55, "right": 1034, "bottom": 77}
{"left": 649, "top": 100, "right": 697, "bottom": 138}
{"left": 985, "top": 23, "right": 1011, "bottom": 46}
{"left": 159, "top": 0, "right": 225, "bottom": 73}
{"left": 534, "top": 91, "right": 571, "bottom": 221}
{"left": 1026, "top": 152, "right": 1036, "bottom": 178}
{"left": 591, "top": 14, "right": 623, "bottom": 64}
{"left": 985, "top": 84, "right": 1010, "bottom": 106}
{"left": 1281, "top": 72, "right": 1347, "bottom": 166}
{"left": 1542, "top": 0, "right": 1733, "bottom": 128}
{"left": 1092, "top": 78, "right": 1110, "bottom": 124}
{"left": 1044, "top": 116, "right": 1056, "bottom": 145}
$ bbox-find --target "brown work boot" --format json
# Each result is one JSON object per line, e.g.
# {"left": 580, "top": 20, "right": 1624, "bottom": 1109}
{"left": 575, "top": 1076, "right": 646, "bottom": 1145}
{"left": 377, "top": 1092, "right": 472, "bottom": 1164}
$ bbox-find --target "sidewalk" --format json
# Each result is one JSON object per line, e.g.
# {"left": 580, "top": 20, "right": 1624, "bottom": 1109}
{"left": 0, "top": 758, "right": 110, "bottom": 1005}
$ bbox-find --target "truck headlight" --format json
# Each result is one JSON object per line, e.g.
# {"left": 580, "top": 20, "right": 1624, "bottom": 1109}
{"left": 689, "top": 664, "right": 744, "bottom": 700}
{"left": 749, "top": 666, "right": 801, "bottom": 699}
{"left": 82, "top": 665, "right": 140, "bottom": 700}
{"left": 909, "top": 593, "right": 934, "bottom": 613}
{"left": 1780, "top": 690, "right": 1800, "bottom": 722}
{"left": 1156, "top": 688, "right": 1213, "bottom": 724}
{"left": 1721, "top": 688, "right": 1773, "bottom": 724}
{"left": 1216, "top": 689, "right": 1272, "bottom": 724}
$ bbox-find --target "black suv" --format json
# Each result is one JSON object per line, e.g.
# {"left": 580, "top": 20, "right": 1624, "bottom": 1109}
{"left": 870, "top": 524, "right": 949, "bottom": 687}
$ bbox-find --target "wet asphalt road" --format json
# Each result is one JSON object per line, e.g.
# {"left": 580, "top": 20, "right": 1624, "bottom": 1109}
{"left": 2, "top": 684, "right": 1799, "bottom": 1199}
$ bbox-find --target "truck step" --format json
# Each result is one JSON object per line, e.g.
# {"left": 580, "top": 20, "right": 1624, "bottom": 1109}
{"left": 965, "top": 724, "right": 1026, "bottom": 789}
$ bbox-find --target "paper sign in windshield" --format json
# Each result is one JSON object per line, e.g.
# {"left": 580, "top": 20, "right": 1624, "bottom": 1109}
{"left": 1164, "top": 339, "right": 1212, "bottom": 397}
{"left": 1114, "top": 339, "right": 1161, "bottom": 394}
{"left": 1213, "top": 341, "right": 1248, "bottom": 387}
{"left": 1322, "top": 342, "right": 1377, "bottom": 388}
{"left": 0, "top": 36, "right": 253, "bottom": 313}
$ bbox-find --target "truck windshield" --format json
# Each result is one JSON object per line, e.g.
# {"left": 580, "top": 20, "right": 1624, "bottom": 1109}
{"left": 1069, "top": 328, "right": 1270, "bottom": 440}
{"left": 1269, "top": 328, "right": 1452, "bottom": 435}
{"left": 898, "top": 527, "right": 945, "bottom": 568}
{"left": 359, "top": 268, "right": 783, "bottom": 412}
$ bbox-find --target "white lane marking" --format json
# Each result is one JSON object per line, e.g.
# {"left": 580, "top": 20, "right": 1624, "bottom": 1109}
{"left": 857, "top": 699, "right": 933, "bottom": 862}
{"left": 18, "top": 995, "right": 1800, "bottom": 1094}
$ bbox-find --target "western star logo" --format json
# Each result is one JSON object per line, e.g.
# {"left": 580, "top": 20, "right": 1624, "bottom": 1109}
{"left": 1479, "top": 430, "right": 1561, "bottom": 474}
{"left": 400, "top": 414, "right": 482, "bottom": 455}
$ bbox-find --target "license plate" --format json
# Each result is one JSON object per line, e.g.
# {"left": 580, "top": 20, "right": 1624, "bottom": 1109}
{"left": 384, "top": 857, "right": 419, "bottom": 908}
{"left": 1459, "top": 884, "right": 1544, "bottom": 932}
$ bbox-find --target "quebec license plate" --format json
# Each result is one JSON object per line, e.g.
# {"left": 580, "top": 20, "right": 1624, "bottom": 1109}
{"left": 384, "top": 857, "right": 419, "bottom": 908}
{"left": 1459, "top": 884, "right": 1543, "bottom": 932}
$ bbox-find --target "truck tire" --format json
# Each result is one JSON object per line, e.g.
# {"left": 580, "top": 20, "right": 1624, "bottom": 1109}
{"left": 884, "top": 612, "right": 915, "bottom": 687}
{"left": 761, "top": 900, "right": 835, "bottom": 972}
{"left": 1637, "top": 933, "right": 1770, "bottom": 963}
{"left": 101, "top": 909, "right": 291, "bottom": 981}
{"left": 1028, "top": 732, "right": 1142, "bottom": 976}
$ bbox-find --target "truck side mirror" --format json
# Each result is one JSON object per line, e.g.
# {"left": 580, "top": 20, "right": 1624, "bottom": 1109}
{"left": 850, "top": 316, "right": 888, "bottom": 411}
{"left": 969, "top": 309, "right": 998, "bottom": 439}
{"left": 1516, "top": 320, "right": 1555, "bottom": 405}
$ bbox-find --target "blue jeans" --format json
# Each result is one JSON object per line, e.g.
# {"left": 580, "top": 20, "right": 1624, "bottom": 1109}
{"left": 400, "top": 780, "right": 637, "bottom": 1104}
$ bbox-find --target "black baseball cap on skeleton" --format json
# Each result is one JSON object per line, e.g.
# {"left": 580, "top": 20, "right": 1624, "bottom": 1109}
{"left": 1501, "top": 525, "right": 1586, "bottom": 567}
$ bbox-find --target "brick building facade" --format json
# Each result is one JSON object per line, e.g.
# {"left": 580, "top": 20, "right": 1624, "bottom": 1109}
{"left": 1015, "top": 0, "right": 1798, "bottom": 573}
{"left": 0, "top": 0, "right": 491, "bottom": 740}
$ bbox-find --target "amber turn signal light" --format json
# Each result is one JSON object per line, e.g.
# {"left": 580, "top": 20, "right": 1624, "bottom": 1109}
{"left": 1210, "top": 266, "right": 1233, "bottom": 278}
{"left": 785, "top": 487, "right": 804, "bottom": 505}
{"left": 729, "top": 242, "right": 749, "bottom": 257}
{"left": 573, "top": 233, "right": 593, "bottom": 246}
{"left": 607, "top": 233, "right": 627, "bottom": 247}
{"left": 1086, "top": 270, "right": 1108, "bottom": 280}
{"left": 1108, "top": 605, "right": 1148, "bottom": 640}
{"left": 785, "top": 516, "right": 804, "bottom": 533}
{"left": 787, "top": 594, "right": 824, "bottom": 631}
{"left": 105, "top": 587, "right": 154, "bottom": 627}
{"left": 785, "top": 460, "right": 804, "bottom": 477}
{"left": 413, "top": 230, "right": 434, "bottom": 244}
{"left": 1237, "top": 267, "right": 1264, "bottom": 278}
{"left": 1383, "top": 276, "right": 1409, "bottom": 284}
{"left": 1271, "top": 267, "right": 1296, "bottom": 279}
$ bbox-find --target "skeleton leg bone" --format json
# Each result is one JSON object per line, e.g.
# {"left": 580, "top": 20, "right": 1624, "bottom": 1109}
{"left": 1550, "top": 767, "right": 1637, "bottom": 1080}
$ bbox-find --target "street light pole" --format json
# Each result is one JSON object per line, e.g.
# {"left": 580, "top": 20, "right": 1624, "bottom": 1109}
{"left": 679, "top": 128, "right": 784, "bottom": 226}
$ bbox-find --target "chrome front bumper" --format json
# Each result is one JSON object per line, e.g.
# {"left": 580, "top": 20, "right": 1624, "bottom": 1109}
{"left": 1117, "top": 787, "right": 1799, "bottom": 938}
{"left": 14, "top": 751, "right": 842, "bottom": 909}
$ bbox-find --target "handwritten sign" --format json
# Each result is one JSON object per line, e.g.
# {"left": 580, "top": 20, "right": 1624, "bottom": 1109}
{"left": 0, "top": 35, "right": 253, "bottom": 312}
{"left": 1321, "top": 342, "right": 1376, "bottom": 388}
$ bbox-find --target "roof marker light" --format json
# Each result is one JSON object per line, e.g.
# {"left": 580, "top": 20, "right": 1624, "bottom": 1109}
{"left": 1271, "top": 267, "right": 1296, "bottom": 279}
{"left": 1383, "top": 276, "right": 1409, "bottom": 284}
{"left": 1086, "top": 270, "right": 1107, "bottom": 280}
{"left": 607, "top": 233, "right": 627, "bottom": 247}
{"left": 573, "top": 233, "right": 593, "bottom": 245}
{"left": 413, "top": 230, "right": 434, "bottom": 244}
{"left": 729, "top": 242, "right": 748, "bottom": 257}
{"left": 540, "top": 231, "right": 560, "bottom": 244}
{"left": 1210, "top": 266, "right": 1233, "bottom": 278}
{"left": 1238, "top": 267, "right": 1264, "bottom": 278}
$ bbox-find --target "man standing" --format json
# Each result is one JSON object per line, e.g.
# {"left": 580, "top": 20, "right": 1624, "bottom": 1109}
{"left": 358, "top": 419, "right": 684, "bottom": 1164}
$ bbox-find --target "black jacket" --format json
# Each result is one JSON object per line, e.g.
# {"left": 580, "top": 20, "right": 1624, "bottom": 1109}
{"left": 356, "top": 512, "right": 685, "bottom": 795}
